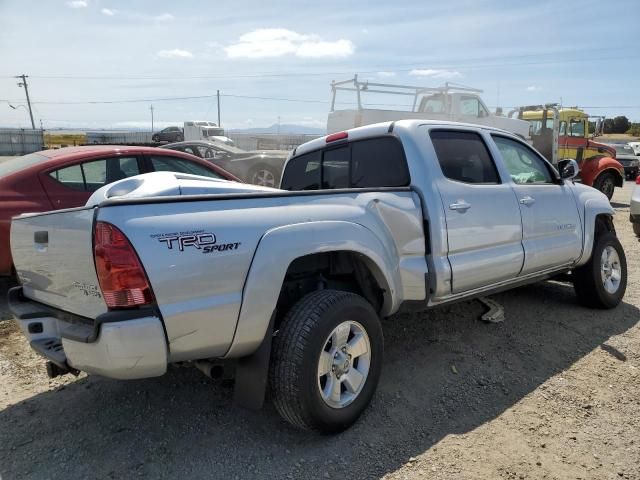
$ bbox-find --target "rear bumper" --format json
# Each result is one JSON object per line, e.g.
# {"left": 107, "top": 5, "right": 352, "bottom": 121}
{"left": 8, "top": 287, "right": 168, "bottom": 379}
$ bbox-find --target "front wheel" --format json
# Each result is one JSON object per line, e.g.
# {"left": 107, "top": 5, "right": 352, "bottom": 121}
{"left": 593, "top": 172, "right": 616, "bottom": 200}
{"left": 270, "top": 290, "right": 383, "bottom": 433}
{"left": 573, "top": 232, "right": 627, "bottom": 309}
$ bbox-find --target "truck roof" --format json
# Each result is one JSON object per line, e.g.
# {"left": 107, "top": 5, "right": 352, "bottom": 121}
{"left": 522, "top": 108, "right": 587, "bottom": 121}
{"left": 294, "top": 119, "right": 516, "bottom": 157}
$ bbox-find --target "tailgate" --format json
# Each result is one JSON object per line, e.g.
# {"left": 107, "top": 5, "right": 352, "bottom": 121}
{"left": 10, "top": 207, "right": 108, "bottom": 319}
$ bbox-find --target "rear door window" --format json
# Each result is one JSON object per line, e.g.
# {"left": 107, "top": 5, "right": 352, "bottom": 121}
{"left": 49, "top": 156, "right": 141, "bottom": 192}
{"left": 281, "top": 137, "right": 409, "bottom": 190}
{"left": 430, "top": 130, "right": 500, "bottom": 184}
{"left": 50, "top": 164, "right": 84, "bottom": 191}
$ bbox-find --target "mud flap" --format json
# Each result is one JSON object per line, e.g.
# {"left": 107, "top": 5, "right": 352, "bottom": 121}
{"left": 233, "top": 312, "right": 275, "bottom": 410}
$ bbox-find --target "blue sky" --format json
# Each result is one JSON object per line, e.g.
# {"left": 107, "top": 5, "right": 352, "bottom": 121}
{"left": 1, "top": 0, "right": 639, "bottom": 131}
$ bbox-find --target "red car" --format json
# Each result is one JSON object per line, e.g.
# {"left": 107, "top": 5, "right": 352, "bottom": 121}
{"left": 0, "top": 145, "right": 239, "bottom": 277}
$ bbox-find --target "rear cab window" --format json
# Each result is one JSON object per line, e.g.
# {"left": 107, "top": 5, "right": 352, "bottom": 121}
{"left": 281, "top": 136, "right": 410, "bottom": 190}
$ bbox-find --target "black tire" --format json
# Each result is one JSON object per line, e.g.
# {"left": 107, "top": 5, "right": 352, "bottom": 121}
{"left": 152, "top": 135, "right": 159, "bottom": 142}
{"left": 573, "top": 231, "right": 627, "bottom": 309}
{"left": 176, "top": 133, "right": 184, "bottom": 142}
{"left": 592, "top": 172, "right": 616, "bottom": 200}
{"left": 633, "top": 223, "right": 640, "bottom": 238}
{"left": 270, "top": 289, "right": 383, "bottom": 433}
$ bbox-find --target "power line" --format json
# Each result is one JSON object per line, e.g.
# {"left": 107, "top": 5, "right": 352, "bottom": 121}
{"left": 4, "top": 91, "right": 640, "bottom": 110}
{"left": 1, "top": 52, "right": 638, "bottom": 82}
{"left": 3, "top": 93, "right": 329, "bottom": 105}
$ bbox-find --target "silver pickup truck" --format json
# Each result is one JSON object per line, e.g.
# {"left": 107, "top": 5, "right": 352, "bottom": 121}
{"left": 8, "top": 120, "right": 627, "bottom": 433}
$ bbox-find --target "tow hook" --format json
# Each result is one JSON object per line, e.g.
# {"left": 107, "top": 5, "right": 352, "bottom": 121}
{"left": 45, "top": 361, "right": 78, "bottom": 379}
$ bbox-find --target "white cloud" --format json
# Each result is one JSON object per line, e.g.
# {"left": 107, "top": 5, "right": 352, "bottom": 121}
{"left": 66, "top": 0, "right": 87, "bottom": 8}
{"left": 225, "top": 28, "right": 354, "bottom": 59}
{"left": 154, "top": 13, "right": 174, "bottom": 22}
{"left": 409, "top": 69, "right": 462, "bottom": 79}
{"left": 376, "top": 71, "right": 396, "bottom": 78}
{"left": 101, "top": 8, "right": 115, "bottom": 16}
{"left": 526, "top": 85, "right": 541, "bottom": 91}
{"left": 156, "top": 49, "right": 193, "bottom": 59}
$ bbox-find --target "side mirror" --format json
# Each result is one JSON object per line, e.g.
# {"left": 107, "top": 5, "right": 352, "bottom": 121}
{"left": 559, "top": 159, "right": 579, "bottom": 181}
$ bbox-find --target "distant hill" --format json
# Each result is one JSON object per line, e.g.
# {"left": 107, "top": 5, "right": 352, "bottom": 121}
{"left": 228, "top": 123, "right": 325, "bottom": 135}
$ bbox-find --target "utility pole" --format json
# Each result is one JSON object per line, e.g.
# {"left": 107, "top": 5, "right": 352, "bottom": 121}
{"left": 216, "top": 90, "right": 221, "bottom": 126}
{"left": 150, "top": 104, "right": 154, "bottom": 132}
{"left": 16, "top": 74, "right": 36, "bottom": 129}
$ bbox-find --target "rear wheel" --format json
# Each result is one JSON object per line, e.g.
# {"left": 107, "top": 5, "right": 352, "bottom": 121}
{"left": 593, "top": 172, "right": 616, "bottom": 200}
{"left": 573, "top": 231, "right": 627, "bottom": 309}
{"left": 270, "top": 289, "right": 383, "bottom": 433}
{"left": 249, "top": 165, "right": 279, "bottom": 187}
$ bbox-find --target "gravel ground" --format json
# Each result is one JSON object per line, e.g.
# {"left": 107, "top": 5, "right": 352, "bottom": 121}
{"left": 0, "top": 182, "right": 638, "bottom": 480}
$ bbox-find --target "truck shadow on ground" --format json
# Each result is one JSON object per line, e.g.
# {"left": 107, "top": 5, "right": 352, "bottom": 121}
{"left": 0, "top": 280, "right": 638, "bottom": 480}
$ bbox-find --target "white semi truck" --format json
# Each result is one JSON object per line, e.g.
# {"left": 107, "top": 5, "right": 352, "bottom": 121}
{"left": 183, "top": 121, "right": 234, "bottom": 145}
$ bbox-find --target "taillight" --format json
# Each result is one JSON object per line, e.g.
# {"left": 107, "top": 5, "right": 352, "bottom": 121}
{"left": 94, "top": 221, "right": 154, "bottom": 309}
{"left": 326, "top": 131, "right": 348, "bottom": 143}
{"left": 636, "top": 175, "right": 640, "bottom": 185}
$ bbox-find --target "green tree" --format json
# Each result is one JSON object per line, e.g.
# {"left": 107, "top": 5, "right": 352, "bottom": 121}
{"left": 612, "top": 116, "right": 630, "bottom": 134}
{"left": 603, "top": 118, "right": 614, "bottom": 133}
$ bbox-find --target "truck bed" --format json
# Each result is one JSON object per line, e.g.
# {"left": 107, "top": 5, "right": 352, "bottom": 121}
{"left": 10, "top": 173, "right": 427, "bottom": 363}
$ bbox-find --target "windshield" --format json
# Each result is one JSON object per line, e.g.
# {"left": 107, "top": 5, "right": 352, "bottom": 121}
{"left": 0, "top": 152, "right": 46, "bottom": 177}
{"left": 614, "top": 145, "right": 635, "bottom": 155}
{"left": 421, "top": 94, "right": 446, "bottom": 113}
{"left": 528, "top": 119, "right": 554, "bottom": 136}
{"left": 204, "top": 128, "right": 225, "bottom": 137}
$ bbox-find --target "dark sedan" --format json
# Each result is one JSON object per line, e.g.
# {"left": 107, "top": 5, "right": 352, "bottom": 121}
{"left": 152, "top": 126, "right": 184, "bottom": 143}
{"left": 0, "top": 146, "right": 239, "bottom": 277}
{"left": 162, "top": 140, "right": 289, "bottom": 187}
{"left": 607, "top": 144, "right": 639, "bottom": 180}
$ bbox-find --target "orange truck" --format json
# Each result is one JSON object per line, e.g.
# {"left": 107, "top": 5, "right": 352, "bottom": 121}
{"left": 516, "top": 106, "right": 624, "bottom": 199}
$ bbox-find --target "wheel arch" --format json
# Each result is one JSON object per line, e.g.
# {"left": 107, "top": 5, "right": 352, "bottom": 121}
{"left": 582, "top": 156, "right": 624, "bottom": 187}
{"left": 576, "top": 197, "right": 616, "bottom": 267}
{"left": 224, "top": 220, "right": 400, "bottom": 358}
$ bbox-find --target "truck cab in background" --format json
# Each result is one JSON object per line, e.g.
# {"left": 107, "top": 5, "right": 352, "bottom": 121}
{"left": 183, "top": 121, "right": 235, "bottom": 145}
{"left": 518, "top": 106, "right": 624, "bottom": 199}
{"left": 326, "top": 75, "right": 530, "bottom": 139}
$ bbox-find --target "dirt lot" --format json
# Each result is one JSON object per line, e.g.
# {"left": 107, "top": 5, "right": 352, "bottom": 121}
{"left": 0, "top": 182, "right": 638, "bottom": 480}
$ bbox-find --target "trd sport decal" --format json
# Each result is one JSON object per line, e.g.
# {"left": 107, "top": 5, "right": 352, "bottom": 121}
{"left": 151, "top": 230, "right": 241, "bottom": 254}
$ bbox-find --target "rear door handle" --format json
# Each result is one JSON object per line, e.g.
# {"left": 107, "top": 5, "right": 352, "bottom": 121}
{"left": 519, "top": 196, "right": 535, "bottom": 206}
{"left": 449, "top": 201, "right": 471, "bottom": 212}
